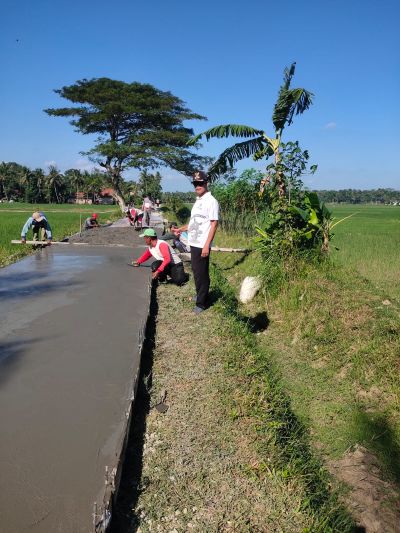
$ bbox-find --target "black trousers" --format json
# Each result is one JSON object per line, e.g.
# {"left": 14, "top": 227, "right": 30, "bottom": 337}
{"left": 190, "top": 246, "right": 210, "bottom": 309}
{"left": 151, "top": 260, "right": 188, "bottom": 286}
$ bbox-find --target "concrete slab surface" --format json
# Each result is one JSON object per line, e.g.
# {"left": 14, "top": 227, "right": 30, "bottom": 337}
{"left": 0, "top": 242, "right": 151, "bottom": 532}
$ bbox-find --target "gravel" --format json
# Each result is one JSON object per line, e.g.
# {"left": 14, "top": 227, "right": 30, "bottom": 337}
{"left": 68, "top": 226, "right": 140, "bottom": 246}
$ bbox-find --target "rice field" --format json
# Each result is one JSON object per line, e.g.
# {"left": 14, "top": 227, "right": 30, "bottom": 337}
{"left": 329, "top": 204, "right": 400, "bottom": 300}
{"left": 1, "top": 203, "right": 399, "bottom": 302}
{"left": 0, "top": 203, "right": 119, "bottom": 267}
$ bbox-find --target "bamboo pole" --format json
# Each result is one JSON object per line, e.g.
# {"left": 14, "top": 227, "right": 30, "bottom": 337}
{"left": 210, "top": 246, "right": 249, "bottom": 253}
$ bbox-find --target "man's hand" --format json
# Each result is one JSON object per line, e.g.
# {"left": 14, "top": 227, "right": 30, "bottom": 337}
{"left": 201, "top": 246, "right": 210, "bottom": 257}
{"left": 21, "top": 238, "right": 26, "bottom": 245}
{"left": 152, "top": 270, "right": 160, "bottom": 280}
{"left": 131, "top": 261, "right": 140, "bottom": 267}
{"left": 47, "top": 240, "right": 52, "bottom": 246}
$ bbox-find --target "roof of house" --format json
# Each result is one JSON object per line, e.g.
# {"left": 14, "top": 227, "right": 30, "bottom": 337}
{"left": 100, "top": 188, "right": 115, "bottom": 197}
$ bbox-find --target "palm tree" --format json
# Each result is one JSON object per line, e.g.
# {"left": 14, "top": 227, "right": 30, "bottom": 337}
{"left": 84, "top": 171, "right": 106, "bottom": 202}
{"left": 187, "top": 63, "right": 313, "bottom": 197}
{"left": 46, "top": 165, "right": 63, "bottom": 203}
{"left": 66, "top": 169, "right": 85, "bottom": 198}
{"left": 0, "top": 162, "right": 12, "bottom": 200}
{"left": 33, "top": 168, "right": 46, "bottom": 202}
{"left": 122, "top": 180, "right": 140, "bottom": 203}
{"left": 18, "top": 166, "right": 30, "bottom": 201}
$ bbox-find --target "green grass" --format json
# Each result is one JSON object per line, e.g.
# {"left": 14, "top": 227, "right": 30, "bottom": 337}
{"left": 213, "top": 242, "right": 400, "bottom": 473}
{"left": 210, "top": 210, "right": 400, "bottom": 524}
{"left": 0, "top": 203, "right": 119, "bottom": 267}
{"left": 210, "top": 265, "right": 355, "bottom": 531}
{"left": 329, "top": 204, "right": 400, "bottom": 300}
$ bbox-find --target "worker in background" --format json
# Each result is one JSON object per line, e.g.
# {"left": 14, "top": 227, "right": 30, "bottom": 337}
{"left": 141, "top": 196, "right": 154, "bottom": 227}
{"left": 84, "top": 213, "right": 100, "bottom": 230}
{"left": 163, "top": 222, "right": 190, "bottom": 253}
{"left": 126, "top": 206, "right": 144, "bottom": 228}
{"left": 131, "top": 228, "right": 188, "bottom": 286}
{"left": 21, "top": 211, "right": 52, "bottom": 244}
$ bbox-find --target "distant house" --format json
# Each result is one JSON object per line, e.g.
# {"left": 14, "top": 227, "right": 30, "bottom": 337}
{"left": 68, "top": 192, "right": 92, "bottom": 204}
{"left": 96, "top": 188, "right": 115, "bottom": 205}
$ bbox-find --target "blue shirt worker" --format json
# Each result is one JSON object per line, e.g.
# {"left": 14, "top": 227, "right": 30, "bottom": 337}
{"left": 21, "top": 211, "right": 52, "bottom": 244}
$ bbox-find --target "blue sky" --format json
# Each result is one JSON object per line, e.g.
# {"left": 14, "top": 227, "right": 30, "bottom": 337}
{"left": 1, "top": 0, "right": 398, "bottom": 191}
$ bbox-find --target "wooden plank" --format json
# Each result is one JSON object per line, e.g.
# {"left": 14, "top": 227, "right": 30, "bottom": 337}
{"left": 11, "top": 240, "right": 68, "bottom": 245}
{"left": 11, "top": 241, "right": 249, "bottom": 252}
{"left": 11, "top": 240, "right": 132, "bottom": 248}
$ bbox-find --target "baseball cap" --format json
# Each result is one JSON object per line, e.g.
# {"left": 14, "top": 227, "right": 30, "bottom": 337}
{"left": 32, "top": 211, "right": 44, "bottom": 222}
{"left": 91, "top": 213, "right": 98, "bottom": 218}
{"left": 139, "top": 228, "right": 157, "bottom": 238}
{"left": 192, "top": 170, "right": 209, "bottom": 183}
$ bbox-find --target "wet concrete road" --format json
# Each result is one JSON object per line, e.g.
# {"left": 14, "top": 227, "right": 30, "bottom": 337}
{"left": 0, "top": 243, "right": 150, "bottom": 532}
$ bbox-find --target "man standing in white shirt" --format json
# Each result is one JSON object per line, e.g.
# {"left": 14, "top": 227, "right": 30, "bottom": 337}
{"left": 174, "top": 170, "right": 219, "bottom": 314}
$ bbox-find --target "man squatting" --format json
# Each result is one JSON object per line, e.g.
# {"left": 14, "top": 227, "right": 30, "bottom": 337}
{"left": 132, "top": 228, "right": 188, "bottom": 286}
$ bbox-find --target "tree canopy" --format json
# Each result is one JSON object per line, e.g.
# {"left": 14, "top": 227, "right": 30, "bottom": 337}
{"left": 44, "top": 78, "right": 209, "bottom": 209}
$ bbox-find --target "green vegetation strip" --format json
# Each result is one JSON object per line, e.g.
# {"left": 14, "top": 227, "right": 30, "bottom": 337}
{"left": 210, "top": 264, "right": 354, "bottom": 531}
{"left": 129, "top": 270, "right": 353, "bottom": 532}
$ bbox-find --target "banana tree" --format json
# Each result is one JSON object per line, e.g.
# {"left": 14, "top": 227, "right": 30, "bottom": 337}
{"left": 187, "top": 63, "right": 313, "bottom": 198}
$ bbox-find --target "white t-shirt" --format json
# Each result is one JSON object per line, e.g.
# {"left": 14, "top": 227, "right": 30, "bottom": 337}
{"left": 188, "top": 191, "right": 219, "bottom": 248}
{"left": 149, "top": 239, "right": 182, "bottom": 265}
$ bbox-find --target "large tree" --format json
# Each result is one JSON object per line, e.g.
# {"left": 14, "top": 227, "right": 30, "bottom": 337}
{"left": 188, "top": 63, "right": 313, "bottom": 197}
{"left": 44, "top": 78, "right": 208, "bottom": 210}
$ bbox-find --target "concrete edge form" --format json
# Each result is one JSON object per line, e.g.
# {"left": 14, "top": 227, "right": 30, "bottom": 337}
{"left": 95, "top": 280, "right": 153, "bottom": 532}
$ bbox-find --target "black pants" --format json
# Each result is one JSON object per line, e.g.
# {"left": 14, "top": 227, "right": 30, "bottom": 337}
{"left": 143, "top": 210, "right": 151, "bottom": 227}
{"left": 190, "top": 246, "right": 210, "bottom": 309}
{"left": 151, "top": 260, "right": 188, "bottom": 286}
{"left": 33, "top": 227, "right": 47, "bottom": 241}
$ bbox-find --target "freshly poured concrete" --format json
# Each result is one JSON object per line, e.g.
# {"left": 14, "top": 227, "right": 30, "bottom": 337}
{"left": 0, "top": 244, "right": 151, "bottom": 532}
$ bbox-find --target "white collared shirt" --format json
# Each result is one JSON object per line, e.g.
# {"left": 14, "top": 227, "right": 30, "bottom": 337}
{"left": 188, "top": 191, "right": 219, "bottom": 248}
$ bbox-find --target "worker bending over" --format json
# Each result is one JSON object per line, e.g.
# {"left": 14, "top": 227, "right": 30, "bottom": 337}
{"left": 126, "top": 206, "right": 144, "bottom": 228}
{"left": 21, "top": 211, "right": 52, "bottom": 244}
{"left": 132, "top": 228, "right": 188, "bottom": 286}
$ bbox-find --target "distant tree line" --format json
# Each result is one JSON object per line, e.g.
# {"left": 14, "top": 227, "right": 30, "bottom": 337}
{"left": 313, "top": 189, "right": 400, "bottom": 204}
{"left": 0, "top": 161, "right": 169, "bottom": 205}
{"left": 0, "top": 161, "right": 108, "bottom": 203}
{"left": 162, "top": 191, "right": 196, "bottom": 203}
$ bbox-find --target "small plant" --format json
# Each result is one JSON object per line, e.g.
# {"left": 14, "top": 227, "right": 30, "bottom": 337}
{"left": 291, "top": 192, "right": 357, "bottom": 253}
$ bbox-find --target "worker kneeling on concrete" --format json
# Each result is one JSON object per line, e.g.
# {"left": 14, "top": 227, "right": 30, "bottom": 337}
{"left": 84, "top": 213, "right": 100, "bottom": 230}
{"left": 21, "top": 211, "right": 52, "bottom": 244}
{"left": 132, "top": 228, "right": 188, "bottom": 286}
